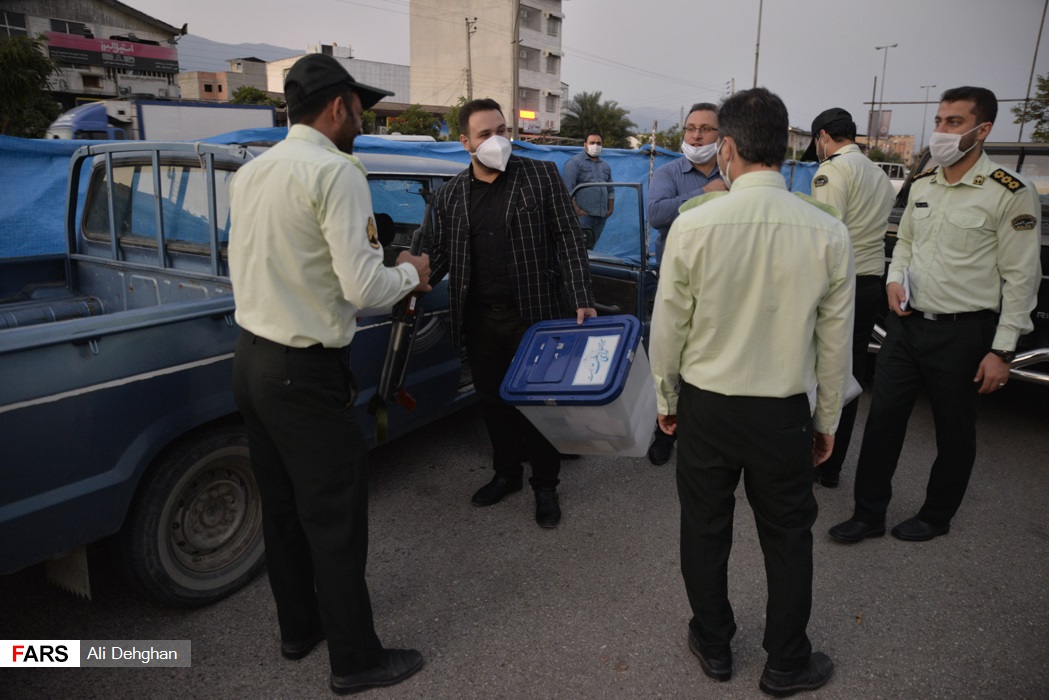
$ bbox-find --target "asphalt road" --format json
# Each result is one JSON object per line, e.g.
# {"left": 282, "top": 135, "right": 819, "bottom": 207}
{"left": 2, "top": 382, "right": 1047, "bottom": 699}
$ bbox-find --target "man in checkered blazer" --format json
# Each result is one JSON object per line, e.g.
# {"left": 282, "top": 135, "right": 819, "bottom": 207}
{"left": 430, "top": 98, "right": 596, "bottom": 528}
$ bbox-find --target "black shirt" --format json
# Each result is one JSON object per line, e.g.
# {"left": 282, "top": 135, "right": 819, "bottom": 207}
{"left": 468, "top": 169, "right": 514, "bottom": 306}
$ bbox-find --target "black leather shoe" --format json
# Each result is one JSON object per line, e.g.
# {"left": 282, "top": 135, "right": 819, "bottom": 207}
{"left": 471, "top": 474, "right": 523, "bottom": 507}
{"left": 687, "top": 628, "right": 732, "bottom": 682}
{"left": 535, "top": 488, "right": 561, "bottom": 528}
{"left": 759, "top": 651, "right": 834, "bottom": 697}
{"left": 280, "top": 629, "right": 325, "bottom": 660}
{"left": 330, "top": 648, "right": 424, "bottom": 695}
{"left": 813, "top": 468, "right": 839, "bottom": 488}
{"left": 648, "top": 430, "right": 675, "bottom": 466}
{"left": 828, "top": 518, "right": 885, "bottom": 543}
{"left": 891, "top": 516, "right": 950, "bottom": 542}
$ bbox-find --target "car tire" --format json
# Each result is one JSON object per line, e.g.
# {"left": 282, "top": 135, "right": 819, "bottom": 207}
{"left": 119, "top": 425, "right": 265, "bottom": 608}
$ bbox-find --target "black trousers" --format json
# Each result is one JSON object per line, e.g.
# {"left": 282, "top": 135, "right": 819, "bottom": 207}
{"left": 853, "top": 311, "right": 996, "bottom": 526}
{"left": 232, "top": 331, "right": 383, "bottom": 676}
{"left": 819, "top": 275, "right": 885, "bottom": 478}
{"left": 464, "top": 304, "right": 561, "bottom": 489}
{"left": 676, "top": 384, "right": 817, "bottom": 671}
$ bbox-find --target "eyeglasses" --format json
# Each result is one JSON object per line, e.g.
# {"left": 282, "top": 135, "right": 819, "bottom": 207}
{"left": 684, "top": 126, "right": 718, "bottom": 135}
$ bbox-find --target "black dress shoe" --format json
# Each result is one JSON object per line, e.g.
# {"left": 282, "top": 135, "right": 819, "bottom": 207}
{"left": 759, "top": 652, "right": 834, "bottom": 697}
{"left": 330, "top": 648, "right": 424, "bottom": 695}
{"left": 891, "top": 516, "right": 950, "bottom": 542}
{"left": 828, "top": 518, "right": 885, "bottom": 544}
{"left": 687, "top": 628, "right": 732, "bottom": 682}
{"left": 813, "top": 468, "right": 839, "bottom": 488}
{"left": 647, "top": 429, "right": 675, "bottom": 466}
{"left": 471, "top": 474, "right": 523, "bottom": 507}
{"left": 535, "top": 488, "right": 561, "bottom": 528}
{"left": 280, "top": 629, "right": 325, "bottom": 660}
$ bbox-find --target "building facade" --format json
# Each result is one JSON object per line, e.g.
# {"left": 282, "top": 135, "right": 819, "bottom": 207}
{"left": 409, "top": 0, "right": 565, "bottom": 135}
{"left": 2, "top": 0, "right": 183, "bottom": 109}
{"left": 179, "top": 57, "right": 268, "bottom": 102}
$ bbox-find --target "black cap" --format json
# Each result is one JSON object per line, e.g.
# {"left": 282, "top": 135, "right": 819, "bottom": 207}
{"left": 284, "top": 54, "right": 393, "bottom": 112}
{"left": 800, "top": 107, "right": 853, "bottom": 161}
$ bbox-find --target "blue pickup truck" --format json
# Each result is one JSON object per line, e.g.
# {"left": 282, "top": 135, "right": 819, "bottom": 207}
{"left": 0, "top": 141, "right": 654, "bottom": 607}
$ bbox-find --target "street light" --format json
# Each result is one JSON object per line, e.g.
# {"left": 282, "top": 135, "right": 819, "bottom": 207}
{"left": 919, "top": 83, "right": 937, "bottom": 154}
{"left": 874, "top": 43, "right": 898, "bottom": 152}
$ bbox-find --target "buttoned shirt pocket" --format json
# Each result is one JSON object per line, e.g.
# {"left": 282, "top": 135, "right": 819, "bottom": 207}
{"left": 944, "top": 209, "right": 988, "bottom": 253}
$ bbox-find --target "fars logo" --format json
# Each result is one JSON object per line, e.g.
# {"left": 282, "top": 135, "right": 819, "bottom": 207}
{"left": 1, "top": 640, "right": 81, "bottom": 667}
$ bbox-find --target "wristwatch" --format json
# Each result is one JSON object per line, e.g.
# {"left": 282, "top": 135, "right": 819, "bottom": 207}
{"left": 990, "top": 349, "right": 1016, "bottom": 363}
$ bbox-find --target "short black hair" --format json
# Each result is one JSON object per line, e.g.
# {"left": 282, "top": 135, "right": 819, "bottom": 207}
{"left": 822, "top": 117, "right": 856, "bottom": 142}
{"left": 717, "top": 87, "right": 788, "bottom": 167}
{"left": 687, "top": 102, "right": 718, "bottom": 118}
{"left": 585, "top": 129, "right": 602, "bottom": 141}
{"left": 940, "top": 86, "right": 998, "bottom": 125}
{"left": 286, "top": 80, "right": 354, "bottom": 125}
{"left": 458, "top": 98, "right": 503, "bottom": 138}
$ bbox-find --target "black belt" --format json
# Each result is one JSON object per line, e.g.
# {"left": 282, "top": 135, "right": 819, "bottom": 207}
{"left": 910, "top": 308, "right": 995, "bottom": 322}
{"left": 244, "top": 331, "right": 349, "bottom": 355}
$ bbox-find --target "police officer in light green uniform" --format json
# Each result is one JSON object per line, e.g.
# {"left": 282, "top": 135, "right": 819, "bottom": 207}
{"left": 830, "top": 86, "right": 1042, "bottom": 545}
{"left": 805, "top": 108, "right": 895, "bottom": 488}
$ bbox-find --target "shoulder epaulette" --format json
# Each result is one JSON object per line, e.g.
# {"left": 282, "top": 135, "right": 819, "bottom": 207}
{"left": 989, "top": 168, "right": 1026, "bottom": 193}
{"left": 794, "top": 192, "right": 842, "bottom": 220}
{"left": 912, "top": 168, "right": 936, "bottom": 181}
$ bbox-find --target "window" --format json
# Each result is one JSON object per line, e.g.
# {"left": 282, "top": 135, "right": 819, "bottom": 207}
{"left": 519, "top": 5, "right": 541, "bottom": 31}
{"left": 519, "top": 46, "right": 539, "bottom": 72}
{"left": 547, "top": 15, "right": 561, "bottom": 37}
{"left": 519, "top": 87, "right": 539, "bottom": 113}
{"left": 50, "top": 18, "right": 88, "bottom": 35}
{"left": 545, "top": 53, "right": 560, "bottom": 74}
{"left": 204, "top": 84, "right": 213, "bottom": 93}
{"left": 1, "top": 11, "right": 27, "bottom": 37}
{"left": 218, "top": 85, "right": 223, "bottom": 93}
{"left": 545, "top": 94, "right": 559, "bottom": 114}
{"left": 82, "top": 75, "right": 101, "bottom": 89}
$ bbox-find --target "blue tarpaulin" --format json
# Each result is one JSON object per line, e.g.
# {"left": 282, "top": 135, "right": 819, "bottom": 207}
{"left": 0, "top": 130, "right": 818, "bottom": 262}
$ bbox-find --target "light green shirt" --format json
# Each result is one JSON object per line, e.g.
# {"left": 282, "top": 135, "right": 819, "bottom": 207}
{"left": 229, "top": 124, "right": 419, "bottom": 348}
{"left": 888, "top": 151, "right": 1042, "bottom": 351}
{"left": 811, "top": 143, "right": 895, "bottom": 277}
{"left": 651, "top": 170, "right": 855, "bottom": 434}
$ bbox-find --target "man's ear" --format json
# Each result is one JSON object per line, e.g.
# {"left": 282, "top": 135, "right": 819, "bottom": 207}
{"left": 460, "top": 133, "right": 470, "bottom": 151}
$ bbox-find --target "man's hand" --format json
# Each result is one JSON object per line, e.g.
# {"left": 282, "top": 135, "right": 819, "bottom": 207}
{"left": 606, "top": 201, "right": 615, "bottom": 217}
{"left": 573, "top": 203, "right": 586, "bottom": 217}
{"left": 397, "top": 251, "right": 432, "bottom": 292}
{"left": 703, "top": 179, "right": 728, "bottom": 193}
{"left": 974, "top": 352, "right": 1011, "bottom": 394}
{"left": 887, "top": 281, "right": 911, "bottom": 316}
{"left": 813, "top": 432, "right": 834, "bottom": 466}
{"left": 576, "top": 307, "right": 598, "bottom": 324}
{"left": 657, "top": 413, "right": 677, "bottom": 436}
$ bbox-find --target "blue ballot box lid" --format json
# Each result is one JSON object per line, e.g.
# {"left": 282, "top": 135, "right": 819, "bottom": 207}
{"left": 500, "top": 314, "right": 643, "bottom": 406}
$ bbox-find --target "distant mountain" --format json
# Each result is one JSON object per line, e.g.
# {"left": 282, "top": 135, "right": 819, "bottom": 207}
{"left": 175, "top": 34, "right": 301, "bottom": 73}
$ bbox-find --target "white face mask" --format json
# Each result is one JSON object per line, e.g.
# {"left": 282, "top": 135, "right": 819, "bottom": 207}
{"left": 814, "top": 134, "right": 825, "bottom": 163}
{"left": 929, "top": 123, "right": 986, "bottom": 166}
{"left": 474, "top": 135, "right": 512, "bottom": 172}
{"left": 682, "top": 140, "right": 718, "bottom": 164}
{"left": 716, "top": 139, "right": 732, "bottom": 189}
{"left": 585, "top": 143, "right": 602, "bottom": 157}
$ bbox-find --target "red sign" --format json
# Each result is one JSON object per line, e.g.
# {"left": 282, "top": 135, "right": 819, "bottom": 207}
{"left": 46, "top": 32, "right": 179, "bottom": 73}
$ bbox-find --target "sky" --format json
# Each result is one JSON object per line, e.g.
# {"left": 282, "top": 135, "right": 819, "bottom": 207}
{"left": 132, "top": 0, "right": 1049, "bottom": 147}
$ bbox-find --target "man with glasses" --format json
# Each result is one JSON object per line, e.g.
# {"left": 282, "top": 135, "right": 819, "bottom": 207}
{"left": 645, "top": 103, "right": 724, "bottom": 466}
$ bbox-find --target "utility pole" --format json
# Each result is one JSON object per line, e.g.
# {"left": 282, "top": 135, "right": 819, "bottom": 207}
{"left": 919, "top": 83, "right": 936, "bottom": 153}
{"left": 874, "top": 43, "right": 897, "bottom": 152}
{"left": 465, "top": 17, "right": 477, "bottom": 101}
{"left": 1019, "top": 0, "right": 1049, "bottom": 140}
{"left": 867, "top": 76, "right": 877, "bottom": 154}
{"left": 755, "top": 0, "right": 763, "bottom": 89}
{"left": 511, "top": 0, "right": 521, "bottom": 140}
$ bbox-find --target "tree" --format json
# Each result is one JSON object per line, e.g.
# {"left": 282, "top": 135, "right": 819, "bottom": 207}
{"left": 633, "top": 124, "right": 683, "bottom": 152}
{"left": 867, "top": 147, "right": 903, "bottom": 164}
{"left": 1012, "top": 73, "right": 1049, "bottom": 142}
{"left": 361, "top": 109, "right": 376, "bottom": 135}
{"left": 386, "top": 103, "right": 440, "bottom": 138}
{"left": 445, "top": 96, "right": 468, "bottom": 142}
{"left": 230, "top": 85, "right": 279, "bottom": 107}
{"left": 560, "top": 91, "right": 636, "bottom": 148}
{"left": 0, "top": 36, "right": 60, "bottom": 137}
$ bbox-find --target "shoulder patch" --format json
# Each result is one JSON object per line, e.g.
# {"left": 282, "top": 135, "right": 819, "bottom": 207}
{"left": 990, "top": 168, "right": 1026, "bottom": 192}
{"left": 366, "top": 216, "right": 380, "bottom": 249}
{"left": 912, "top": 167, "right": 937, "bottom": 181}
{"left": 813, "top": 174, "right": 829, "bottom": 187}
{"left": 1012, "top": 214, "right": 1038, "bottom": 231}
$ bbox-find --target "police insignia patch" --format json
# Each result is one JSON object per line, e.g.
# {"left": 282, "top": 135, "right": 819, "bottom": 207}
{"left": 973, "top": 174, "right": 985, "bottom": 185}
{"left": 990, "top": 168, "right": 1025, "bottom": 192}
{"left": 1012, "top": 214, "right": 1037, "bottom": 231}
{"left": 366, "top": 216, "right": 380, "bottom": 249}
{"left": 813, "top": 175, "right": 828, "bottom": 187}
